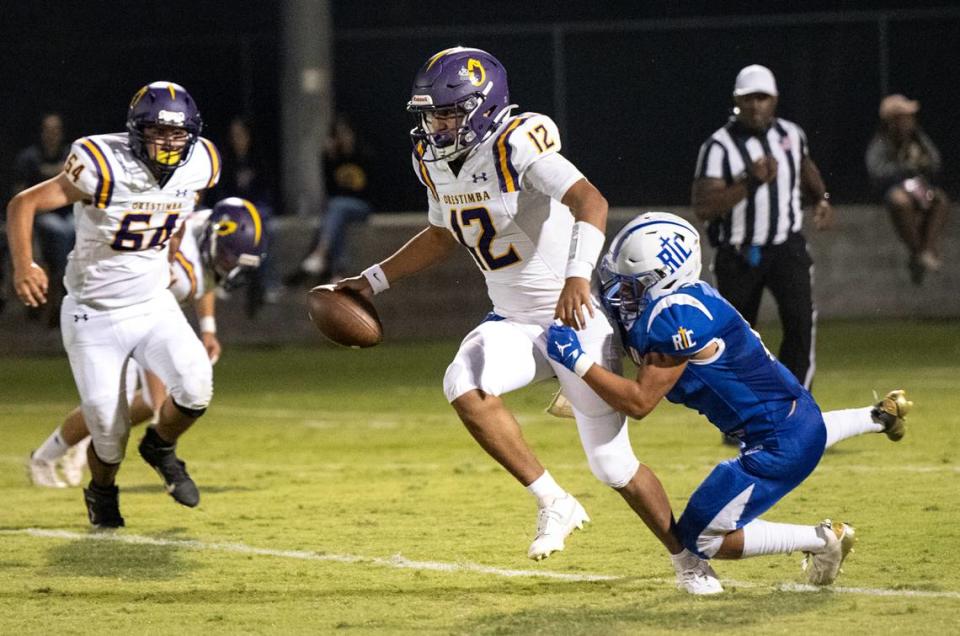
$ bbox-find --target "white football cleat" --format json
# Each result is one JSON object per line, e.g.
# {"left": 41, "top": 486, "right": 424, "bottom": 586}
{"left": 28, "top": 453, "right": 67, "bottom": 488}
{"left": 60, "top": 437, "right": 91, "bottom": 487}
{"left": 527, "top": 493, "right": 590, "bottom": 561}
{"left": 675, "top": 558, "right": 724, "bottom": 595}
{"left": 802, "top": 519, "right": 856, "bottom": 585}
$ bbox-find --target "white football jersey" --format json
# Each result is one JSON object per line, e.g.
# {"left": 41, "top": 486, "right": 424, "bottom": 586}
{"left": 413, "top": 112, "right": 585, "bottom": 322}
{"left": 168, "top": 208, "right": 214, "bottom": 304}
{"left": 62, "top": 132, "right": 221, "bottom": 309}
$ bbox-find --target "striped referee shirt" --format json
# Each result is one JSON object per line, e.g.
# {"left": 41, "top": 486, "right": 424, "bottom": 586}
{"left": 694, "top": 117, "right": 809, "bottom": 247}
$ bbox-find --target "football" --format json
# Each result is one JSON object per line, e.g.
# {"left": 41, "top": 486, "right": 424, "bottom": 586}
{"left": 307, "top": 285, "right": 383, "bottom": 348}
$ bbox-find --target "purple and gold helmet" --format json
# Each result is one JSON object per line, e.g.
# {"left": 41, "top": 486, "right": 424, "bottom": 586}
{"left": 126, "top": 81, "right": 203, "bottom": 175}
{"left": 200, "top": 197, "right": 265, "bottom": 291}
{"left": 407, "top": 47, "right": 512, "bottom": 161}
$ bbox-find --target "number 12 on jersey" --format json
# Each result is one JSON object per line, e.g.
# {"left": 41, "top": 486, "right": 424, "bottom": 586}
{"left": 449, "top": 206, "right": 521, "bottom": 271}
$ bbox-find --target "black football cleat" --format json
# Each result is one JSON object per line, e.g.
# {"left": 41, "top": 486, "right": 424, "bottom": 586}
{"left": 138, "top": 427, "right": 200, "bottom": 507}
{"left": 83, "top": 482, "right": 125, "bottom": 528}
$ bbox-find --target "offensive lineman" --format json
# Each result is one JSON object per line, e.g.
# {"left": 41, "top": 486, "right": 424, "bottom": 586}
{"left": 9, "top": 81, "right": 221, "bottom": 527}
{"left": 336, "top": 47, "right": 719, "bottom": 593}
{"left": 27, "top": 198, "right": 265, "bottom": 489}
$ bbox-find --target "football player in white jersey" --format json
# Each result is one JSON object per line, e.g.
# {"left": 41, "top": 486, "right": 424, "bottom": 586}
{"left": 27, "top": 198, "right": 265, "bottom": 489}
{"left": 8, "top": 81, "right": 223, "bottom": 528}
{"left": 337, "top": 47, "right": 710, "bottom": 582}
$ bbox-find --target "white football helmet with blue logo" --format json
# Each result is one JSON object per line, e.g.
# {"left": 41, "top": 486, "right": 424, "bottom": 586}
{"left": 600, "top": 212, "right": 702, "bottom": 324}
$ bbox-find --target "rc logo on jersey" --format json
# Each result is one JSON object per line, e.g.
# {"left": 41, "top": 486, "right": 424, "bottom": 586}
{"left": 672, "top": 326, "right": 696, "bottom": 351}
{"left": 657, "top": 233, "right": 692, "bottom": 274}
{"left": 459, "top": 58, "right": 486, "bottom": 87}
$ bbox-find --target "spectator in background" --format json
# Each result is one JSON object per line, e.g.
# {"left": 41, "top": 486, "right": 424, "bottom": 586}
{"left": 214, "top": 115, "right": 280, "bottom": 314}
{"left": 12, "top": 113, "right": 74, "bottom": 326}
{"left": 865, "top": 94, "right": 950, "bottom": 285}
{"left": 286, "top": 115, "right": 373, "bottom": 286}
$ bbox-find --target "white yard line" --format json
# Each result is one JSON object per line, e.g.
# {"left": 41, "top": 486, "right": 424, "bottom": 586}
{"left": 3, "top": 528, "right": 959, "bottom": 599}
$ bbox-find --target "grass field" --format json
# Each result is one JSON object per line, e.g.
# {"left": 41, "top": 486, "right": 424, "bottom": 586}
{"left": 2, "top": 319, "right": 959, "bottom": 634}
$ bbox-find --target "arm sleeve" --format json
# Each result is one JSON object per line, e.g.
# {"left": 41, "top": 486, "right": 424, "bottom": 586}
{"left": 196, "top": 138, "right": 222, "bottom": 190}
{"left": 798, "top": 126, "right": 810, "bottom": 158}
{"left": 645, "top": 295, "right": 718, "bottom": 357}
{"left": 66, "top": 138, "right": 111, "bottom": 201}
{"left": 522, "top": 152, "right": 585, "bottom": 201}
{"left": 693, "top": 140, "right": 727, "bottom": 180}
{"left": 427, "top": 192, "right": 445, "bottom": 228}
{"left": 493, "top": 113, "right": 566, "bottom": 193}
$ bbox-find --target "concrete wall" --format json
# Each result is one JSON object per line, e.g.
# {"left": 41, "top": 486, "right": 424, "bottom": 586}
{"left": 2, "top": 205, "right": 956, "bottom": 355}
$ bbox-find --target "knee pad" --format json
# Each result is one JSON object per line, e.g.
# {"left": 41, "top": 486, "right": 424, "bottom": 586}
{"left": 443, "top": 359, "right": 477, "bottom": 404}
{"left": 167, "top": 361, "right": 213, "bottom": 413}
{"left": 584, "top": 445, "right": 640, "bottom": 489}
{"left": 172, "top": 398, "right": 207, "bottom": 419}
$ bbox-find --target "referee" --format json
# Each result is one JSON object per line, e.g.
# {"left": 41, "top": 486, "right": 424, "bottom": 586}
{"left": 691, "top": 64, "right": 834, "bottom": 391}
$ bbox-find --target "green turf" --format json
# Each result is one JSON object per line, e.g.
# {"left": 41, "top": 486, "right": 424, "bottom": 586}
{"left": 2, "top": 319, "right": 959, "bottom": 634}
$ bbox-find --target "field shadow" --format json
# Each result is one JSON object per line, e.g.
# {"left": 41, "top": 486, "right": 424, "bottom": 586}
{"left": 42, "top": 534, "right": 197, "bottom": 581}
{"left": 122, "top": 484, "right": 254, "bottom": 495}
{"left": 453, "top": 586, "right": 833, "bottom": 634}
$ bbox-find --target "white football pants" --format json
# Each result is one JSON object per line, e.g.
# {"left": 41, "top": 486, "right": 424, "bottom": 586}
{"left": 443, "top": 304, "right": 640, "bottom": 488}
{"left": 61, "top": 292, "right": 212, "bottom": 464}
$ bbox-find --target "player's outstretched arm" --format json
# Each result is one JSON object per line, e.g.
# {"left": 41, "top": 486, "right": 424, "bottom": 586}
{"left": 337, "top": 225, "right": 457, "bottom": 297}
{"left": 7, "top": 172, "right": 86, "bottom": 307}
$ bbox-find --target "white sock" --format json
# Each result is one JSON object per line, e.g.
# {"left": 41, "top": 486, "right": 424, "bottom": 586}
{"left": 741, "top": 519, "right": 826, "bottom": 557}
{"left": 526, "top": 470, "right": 566, "bottom": 507}
{"left": 669, "top": 548, "right": 701, "bottom": 571}
{"left": 33, "top": 427, "right": 70, "bottom": 462}
{"left": 822, "top": 407, "right": 883, "bottom": 449}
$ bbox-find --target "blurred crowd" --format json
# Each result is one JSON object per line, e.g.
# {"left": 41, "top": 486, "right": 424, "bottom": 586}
{"left": 0, "top": 92, "right": 951, "bottom": 323}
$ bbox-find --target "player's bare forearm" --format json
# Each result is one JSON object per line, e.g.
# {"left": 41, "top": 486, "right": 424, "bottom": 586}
{"left": 380, "top": 225, "right": 457, "bottom": 283}
{"left": 195, "top": 290, "right": 216, "bottom": 321}
{"left": 583, "top": 352, "right": 686, "bottom": 420}
{"left": 561, "top": 178, "right": 607, "bottom": 232}
{"left": 582, "top": 364, "right": 660, "bottom": 420}
{"left": 8, "top": 173, "right": 84, "bottom": 269}
{"left": 691, "top": 178, "right": 748, "bottom": 222}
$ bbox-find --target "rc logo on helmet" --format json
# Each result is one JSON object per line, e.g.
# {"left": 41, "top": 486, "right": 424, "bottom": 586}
{"left": 656, "top": 234, "right": 693, "bottom": 273}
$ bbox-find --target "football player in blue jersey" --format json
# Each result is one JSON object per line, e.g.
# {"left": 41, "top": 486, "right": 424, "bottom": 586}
{"left": 546, "top": 211, "right": 911, "bottom": 589}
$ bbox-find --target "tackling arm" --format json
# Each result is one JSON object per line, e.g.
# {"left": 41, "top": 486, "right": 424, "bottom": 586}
{"left": 582, "top": 353, "right": 687, "bottom": 421}
{"left": 7, "top": 172, "right": 86, "bottom": 306}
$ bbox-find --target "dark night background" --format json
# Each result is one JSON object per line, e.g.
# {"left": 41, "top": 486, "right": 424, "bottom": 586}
{"left": 1, "top": 1, "right": 957, "bottom": 214}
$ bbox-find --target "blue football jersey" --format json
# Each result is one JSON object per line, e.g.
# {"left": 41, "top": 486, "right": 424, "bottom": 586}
{"left": 625, "top": 281, "right": 805, "bottom": 437}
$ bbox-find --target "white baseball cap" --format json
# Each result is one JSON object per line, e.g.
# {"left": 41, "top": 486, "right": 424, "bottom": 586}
{"left": 733, "top": 64, "right": 778, "bottom": 97}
